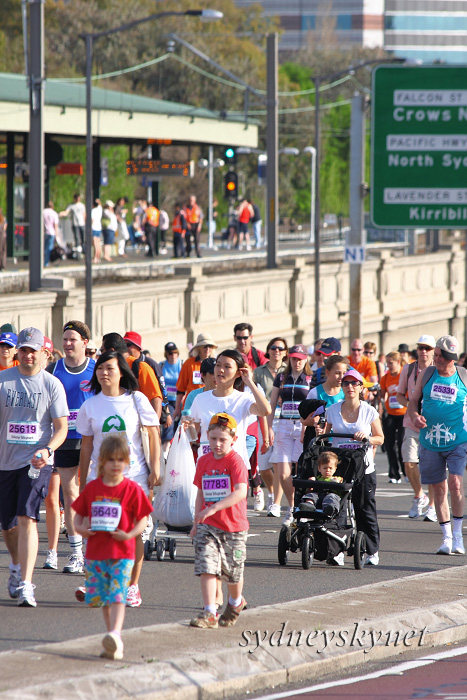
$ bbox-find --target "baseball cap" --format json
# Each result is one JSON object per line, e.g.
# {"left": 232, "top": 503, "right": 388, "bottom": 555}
{"left": 417, "top": 335, "right": 436, "bottom": 348}
{"left": 342, "top": 368, "right": 364, "bottom": 384}
{"left": 123, "top": 331, "right": 142, "bottom": 350}
{"left": 87, "top": 339, "right": 98, "bottom": 351}
{"left": 17, "top": 327, "right": 44, "bottom": 351}
{"left": 319, "top": 337, "right": 341, "bottom": 356}
{"left": 0, "top": 332, "right": 17, "bottom": 348}
{"left": 164, "top": 342, "right": 178, "bottom": 353}
{"left": 43, "top": 336, "right": 54, "bottom": 353}
{"left": 288, "top": 344, "right": 308, "bottom": 359}
{"left": 0, "top": 323, "right": 17, "bottom": 334}
{"left": 398, "top": 343, "right": 409, "bottom": 353}
{"left": 200, "top": 357, "right": 216, "bottom": 375}
{"left": 436, "top": 335, "right": 459, "bottom": 361}
{"left": 208, "top": 412, "right": 237, "bottom": 433}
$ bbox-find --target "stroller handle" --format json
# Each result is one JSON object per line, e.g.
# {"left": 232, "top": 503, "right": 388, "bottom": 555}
{"left": 311, "top": 433, "right": 369, "bottom": 446}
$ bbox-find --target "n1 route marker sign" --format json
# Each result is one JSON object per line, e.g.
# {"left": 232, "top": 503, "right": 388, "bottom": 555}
{"left": 370, "top": 65, "right": 467, "bottom": 229}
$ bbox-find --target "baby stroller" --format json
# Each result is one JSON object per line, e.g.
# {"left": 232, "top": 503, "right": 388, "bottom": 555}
{"left": 278, "top": 434, "right": 370, "bottom": 570}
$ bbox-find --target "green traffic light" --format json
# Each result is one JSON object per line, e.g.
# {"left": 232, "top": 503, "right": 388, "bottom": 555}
{"left": 225, "top": 148, "right": 235, "bottom": 159}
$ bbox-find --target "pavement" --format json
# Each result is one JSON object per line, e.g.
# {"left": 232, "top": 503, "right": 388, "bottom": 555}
{"left": 2, "top": 563, "right": 467, "bottom": 700}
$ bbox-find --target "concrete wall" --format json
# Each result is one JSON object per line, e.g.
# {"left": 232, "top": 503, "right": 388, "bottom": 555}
{"left": 2, "top": 245, "right": 466, "bottom": 358}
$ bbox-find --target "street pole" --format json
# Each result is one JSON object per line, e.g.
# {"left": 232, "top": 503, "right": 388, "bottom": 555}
{"left": 348, "top": 92, "right": 366, "bottom": 341}
{"left": 304, "top": 146, "right": 316, "bottom": 244}
{"left": 208, "top": 145, "right": 214, "bottom": 248}
{"left": 314, "top": 77, "right": 321, "bottom": 338}
{"left": 29, "top": 0, "right": 44, "bottom": 292}
{"left": 266, "top": 32, "right": 278, "bottom": 270}
{"left": 84, "top": 34, "right": 93, "bottom": 331}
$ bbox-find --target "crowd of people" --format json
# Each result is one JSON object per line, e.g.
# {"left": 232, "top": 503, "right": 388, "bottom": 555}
{"left": 0, "top": 318, "right": 466, "bottom": 657}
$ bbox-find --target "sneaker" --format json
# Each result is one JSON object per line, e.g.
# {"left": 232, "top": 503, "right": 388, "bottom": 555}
{"left": 388, "top": 478, "right": 401, "bottom": 484}
{"left": 266, "top": 493, "right": 274, "bottom": 511}
{"left": 267, "top": 503, "right": 281, "bottom": 518}
{"left": 63, "top": 553, "right": 84, "bottom": 574}
{"left": 408, "top": 494, "right": 429, "bottom": 519}
{"left": 8, "top": 566, "right": 21, "bottom": 599}
{"left": 219, "top": 597, "right": 247, "bottom": 627}
{"left": 100, "top": 632, "right": 124, "bottom": 660}
{"left": 452, "top": 535, "right": 465, "bottom": 554}
{"left": 126, "top": 584, "right": 142, "bottom": 607}
{"left": 436, "top": 537, "right": 452, "bottom": 555}
{"left": 327, "top": 551, "right": 345, "bottom": 566}
{"left": 190, "top": 611, "right": 218, "bottom": 628}
{"left": 43, "top": 549, "right": 58, "bottom": 570}
{"left": 17, "top": 581, "right": 37, "bottom": 607}
{"left": 365, "top": 552, "right": 380, "bottom": 566}
{"left": 141, "top": 517, "right": 154, "bottom": 543}
{"left": 253, "top": 489, "right": 265, "bottom": 512}
{"left": 75, "top": 585, "right": 86, "bottom": 603}
{"left": 282, "top": 506, "right": 294, "bottom": 527}
{"left": 424, "top": 506, "right": 437, "bottom": 522}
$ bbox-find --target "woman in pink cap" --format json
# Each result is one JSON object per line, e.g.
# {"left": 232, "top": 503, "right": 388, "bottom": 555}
{"left": 324, "top": 368, "right": 384, "bottom": 566}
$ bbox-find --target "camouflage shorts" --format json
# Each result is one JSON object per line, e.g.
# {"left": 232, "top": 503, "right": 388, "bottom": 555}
{"left": 193, "top": 523, "right": 247, "bottom": 583}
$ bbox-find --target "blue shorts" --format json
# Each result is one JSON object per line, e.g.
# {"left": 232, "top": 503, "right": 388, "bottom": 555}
{"left": 84, "top": 558, "right": 134, "bottom": 607}
{"left": 0, "top": 465, "right": 52, "bottom": 530}
{"left": 419, "top": 443, "right": 467, "bottom": 484}
{"left": 103, "top": 229, "right": 115, "bottom": 245}
{"left": 92, "top": 230, "right": 102, "bottom": 238}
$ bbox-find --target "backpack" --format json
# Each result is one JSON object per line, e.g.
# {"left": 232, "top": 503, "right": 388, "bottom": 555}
{"left": 132, "top": 354, "right": 169, "bottom": 425}
{"left": 251, "top": 346, "right": 261, "bottom": 368}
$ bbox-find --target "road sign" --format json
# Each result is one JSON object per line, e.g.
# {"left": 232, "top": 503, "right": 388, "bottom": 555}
{"left": 126, "top": 159, "right": 193, "bottom": 177}
{"left": 344, "top": 245, "right": 365, "bottom": 264}
{"left": 56, "top": 163, "right": 83, "bottom": 176}
{"left": 371, "top": 65, "right": 467, "bottom": 229}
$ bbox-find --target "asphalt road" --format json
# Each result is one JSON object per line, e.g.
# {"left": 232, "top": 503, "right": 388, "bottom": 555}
{"left": 0, "top": 451, "right": 466, "bottom": 653}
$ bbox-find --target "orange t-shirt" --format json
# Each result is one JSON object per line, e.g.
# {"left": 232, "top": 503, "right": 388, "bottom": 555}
{"left": 176, "top": 356, "right": 204, "bottom": 404}
{"left": 347, "top": 355, "right": 377, "bottom": 382}
{"left": 126, "top": 356, "right": 162, "bottom": 403}
{"left": 380, "top": 370, "right": 406, "bottom": 416}
{"left": 0, "top": 360, "right": 19, "bottom": 371}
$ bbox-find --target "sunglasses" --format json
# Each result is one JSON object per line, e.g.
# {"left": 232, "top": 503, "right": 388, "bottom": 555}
{"left": 235, "top": 335, "right": 250, "bottom": 341}
{"left": 351, "top": 347, "right": 363, "bottom": 352}
{"left": 363, "top": 350, "right": 374, "bottom": 355}
{"left": 269, "top": 345, "right": 286, "bottom": 351}
{"left": 342, "top": 379, "right": 362, "bottom": 387}
{"left": 417, "top": 345, "right": 432, "bottom": 351}
{"left": 86, "top": 349, "right": 97, "bottom": 355}
{"left": 167, "top": 350, "right": 178, "bottom": 355}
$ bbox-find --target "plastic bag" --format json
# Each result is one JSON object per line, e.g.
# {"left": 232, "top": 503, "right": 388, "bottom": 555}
{"left": 153, "top": 426, "right": 197, "bottom": 527}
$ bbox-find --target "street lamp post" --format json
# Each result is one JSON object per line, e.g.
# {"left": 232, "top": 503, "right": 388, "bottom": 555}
{"left": 303, "top": 146, "right": 316, "bottom": 245}
{"left": 80, "top": 9, "right": 223, "bottom": 332}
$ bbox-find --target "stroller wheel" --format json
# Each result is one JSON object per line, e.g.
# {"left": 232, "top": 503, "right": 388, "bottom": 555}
{"left": 156, "top": 539, "right": 166, "bottom": 561}
{"left": 278, "top": 526, "right": 291, "bottom": 566}
{"left": 354, "top": 531, "right": 367, "bottom": 570}
{"left": 301, "top": 535, "right": 314, "bottom": 570}
{"left": 169, "top": 539, "right": 177, "bottom": 560}
{"left": 144, "top": 539, "right": 153, "bottom": 561}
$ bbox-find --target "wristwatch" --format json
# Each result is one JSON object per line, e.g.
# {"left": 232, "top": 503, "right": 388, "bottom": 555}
{"left": 45, "top": 446, "right": 53, "bottom": 457}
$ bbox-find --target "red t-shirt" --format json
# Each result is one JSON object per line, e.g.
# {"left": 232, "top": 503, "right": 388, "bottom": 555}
{"left": 241, "top": 347, "right": 267, "bottom": 370}
{"left": 194, "top": 450, "right": 249, "bottom": 532}
{"left": 72, "top": 477, "right": 153, "bottom": 560}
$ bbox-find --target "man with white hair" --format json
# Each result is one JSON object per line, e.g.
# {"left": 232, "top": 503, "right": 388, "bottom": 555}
{"left": 408, "top": 335, "right": 467, "bottom": 555}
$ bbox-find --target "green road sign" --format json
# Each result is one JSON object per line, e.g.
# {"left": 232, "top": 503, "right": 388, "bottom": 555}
{"left": 371, "top": 65, "right": 467, "bottom": 229}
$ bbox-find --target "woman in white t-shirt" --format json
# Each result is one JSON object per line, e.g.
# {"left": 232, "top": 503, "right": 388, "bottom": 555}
{"left": 91, "top": 198, "right": 102, "bottom": 263}
{"left": 325, "top": 368, "right": 384, "bottom": 567}
{"left": 76, "top": 350, "right": 160, "bottom": 607}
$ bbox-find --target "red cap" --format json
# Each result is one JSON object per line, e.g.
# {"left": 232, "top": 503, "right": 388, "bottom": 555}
{"left": 123, "top": 331, "right": 142, "bottom": 350}
{"left": 43, "top": 336, "right": 54, "bottom": 353}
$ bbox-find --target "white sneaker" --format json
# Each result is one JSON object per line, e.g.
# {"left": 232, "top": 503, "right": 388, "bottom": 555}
{"left": 267, "top": 503, "right": 281, "bottom": 518}
{"left": 424, "top": 506, "right": 437, "bottom": 522}
{"left": 266, "top": 493, "right": 274, "bottom": 510}
{"left": 100, "top": 632, "right": 124, "bottom": 660}
{"left": 63, "top": 553, "right": 84, "bottom": 574}
{"left": 452, "top": 535, "right": 465, "bottom": 554}
{"left": 365, "top": 552, "right": 379, "bottom": 566}
{"left": 126, "top": 584, "right": 142, "bottom": 607}
{"left": 141, "top": 516, "right": 154, "bottom": 543}
{"left": 282, "top": 506, "right": 294, "bottom": 527}
{"left": 436, "top": 537, "right": 452, "bottom": 555}
{"left": 254, "top": 489, "right": 265, "bottom": 512}
{"left": 408, "top": 494, "right": 429, "bottom": 519}
{"left": 8, "top": 566, "right": 21, "bottom": 599}
{"left": 43, "top": 549, "right": 58, "bottom": 570}
{"left": 17, "top": 581, "right": 37, "bottom": 607}
{"left": 328, "top": 552, "right": 345, "bottom": 566}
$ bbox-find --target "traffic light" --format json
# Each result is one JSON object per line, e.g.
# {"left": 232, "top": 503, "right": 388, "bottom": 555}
{"left": 224, "top": 171, "right": 238, "bottom": 199}
{"left": 223, "top": 146, "right": 236, "bottom": 164}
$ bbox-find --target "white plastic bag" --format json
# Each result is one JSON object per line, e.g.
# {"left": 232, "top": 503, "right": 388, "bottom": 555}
{"left": 153, "top": 426, "right": 197, "bottom": 527}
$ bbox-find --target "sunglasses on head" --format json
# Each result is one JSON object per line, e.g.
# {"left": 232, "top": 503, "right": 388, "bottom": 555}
{"left": 269, "top": 345, "right": 286, "bottom": 351}
{"left": 215, "top": 416, "right": 229, "bottom": 426}
{"left": 342, "top": 379, "right": 362, "bottom": 387}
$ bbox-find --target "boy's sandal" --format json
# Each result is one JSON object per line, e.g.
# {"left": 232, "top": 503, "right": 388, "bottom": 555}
{"left": 218, "top": 597, "right": 247, "bottom": 627}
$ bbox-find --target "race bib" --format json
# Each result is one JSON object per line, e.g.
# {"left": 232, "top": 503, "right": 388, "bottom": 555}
{"left": 281, "top": 401, "right": 300, "bottom": 419}
{"left": 166, "top": 385, "right": 177, "bottom": 402}
{"left": 199, "top": 443, "right": 212, "bottom": 456}
{"left": 192, "top": 371, "right": 202, "bottom": 385}
{"left": 388, "top": 396, "right": 404, "bottom": 410}
{"left": 337, "top": 442, "right": 360, "bottom": 450}
{"left": 68, "top": 409, "right": 79, "bottom": 431}
{"left": 90, "top": 501, "right": 122, "bottom": 531}
{"left": 202, "top": 475, "right": 231, "bottom": 503}
{"left": 7, "top": 421, "right": 40, "bottom": 445}
{"left": 430, "top": 383, "right": 458, "bottom": 403}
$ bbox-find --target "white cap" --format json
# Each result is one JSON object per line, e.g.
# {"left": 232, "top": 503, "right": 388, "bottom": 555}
{"left": 417, "top": 335, "right": 436, "bottom": 348}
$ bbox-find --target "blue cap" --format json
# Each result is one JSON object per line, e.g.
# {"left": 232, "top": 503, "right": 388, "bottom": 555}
{"left": 0, "top": 332, "right": 17, "bottom": 348}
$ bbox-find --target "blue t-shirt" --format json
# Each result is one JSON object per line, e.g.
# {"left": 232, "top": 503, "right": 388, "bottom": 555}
{"left": 161, "top": 359, "right": 182, "bottom": 405}
{"left": 420, "top": 368, "right": 467, "bottom": 451}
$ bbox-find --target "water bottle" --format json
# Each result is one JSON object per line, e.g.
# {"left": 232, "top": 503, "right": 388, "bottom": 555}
{"left": 28, "top": 453, "right": 42, "bottom": 480}
{"left": 181, "top": 411, "right": 198, "bottom": 442}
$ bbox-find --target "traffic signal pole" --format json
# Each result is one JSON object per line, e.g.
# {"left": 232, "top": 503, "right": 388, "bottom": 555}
{"left": 266, "top": 33, "right": 278, "bottom": 269}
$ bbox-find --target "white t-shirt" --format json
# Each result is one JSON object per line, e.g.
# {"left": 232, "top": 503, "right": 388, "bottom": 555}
{"left": 91, "top": 205, "right": 102, "bottom": 231}
{"left": 76, "top": 390, "right": 159, "bottom": 482}
{"left": 69, "top": 202, "right": 86, "bottom": 227}
{"left": 190, "top": 389, "right": 254, "bottom": 466}
{"left": 325, "top": 401, "right": 379, "bottom": 474}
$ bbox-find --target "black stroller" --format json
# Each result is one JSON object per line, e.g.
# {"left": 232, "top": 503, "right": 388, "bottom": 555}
{"left": 277, "top": 434, "right": 370, "bottom": 570}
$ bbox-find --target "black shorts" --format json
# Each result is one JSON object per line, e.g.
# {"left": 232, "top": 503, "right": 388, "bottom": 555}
{"left": 0, "top": 465, "right": 52, "bottom": 530}
{"left": 54, "top": 449, "right": 80, "bottom": 470}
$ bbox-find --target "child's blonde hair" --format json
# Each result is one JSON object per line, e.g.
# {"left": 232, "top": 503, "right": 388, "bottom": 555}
{"left": 96, "top": 435, "right": 130, "bottom": 478}
{"left": 318, "top": 451, "right": 338, "bottom": 469}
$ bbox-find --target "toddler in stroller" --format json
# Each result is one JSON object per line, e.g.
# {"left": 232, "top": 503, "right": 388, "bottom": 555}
{"left": 278, "top": 434, "right": 369, "bottom": 570}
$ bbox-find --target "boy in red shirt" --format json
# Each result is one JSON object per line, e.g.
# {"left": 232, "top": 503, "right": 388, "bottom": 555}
{"left": 190, "top": 413, "right": 249, "bottom": 629}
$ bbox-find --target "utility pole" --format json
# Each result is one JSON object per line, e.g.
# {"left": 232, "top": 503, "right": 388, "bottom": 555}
{"left": 29, "top": 0, "right": 44, "bottom": 292}
{"left": 348, "top": 93, "right": 366, "bottom": 341}
{"left": 266, "top": 33, "right": 278, "bottom": 269}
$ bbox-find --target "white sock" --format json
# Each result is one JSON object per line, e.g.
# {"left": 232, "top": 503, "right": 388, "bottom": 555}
{"left": 205, "top": 605, "right": 217, "bottom": 615}
{"left": 9, "top": 563, "right": 20, "bottom": 573}
{"left": 69, "top": 535, "right": 83, "bottom": 555}
{"left": 453, "top": 517, "right": 464, "bottom": 537}
{"left": 440, "top": 522, "right": 453, "bottom": 539}
{"left": 229, "top": 596, "right": 242, "bottom": 608}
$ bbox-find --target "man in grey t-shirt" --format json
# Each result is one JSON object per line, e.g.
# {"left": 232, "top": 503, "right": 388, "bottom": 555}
{"left": 0, "top": 327, "right": 68, "bottom": 607}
